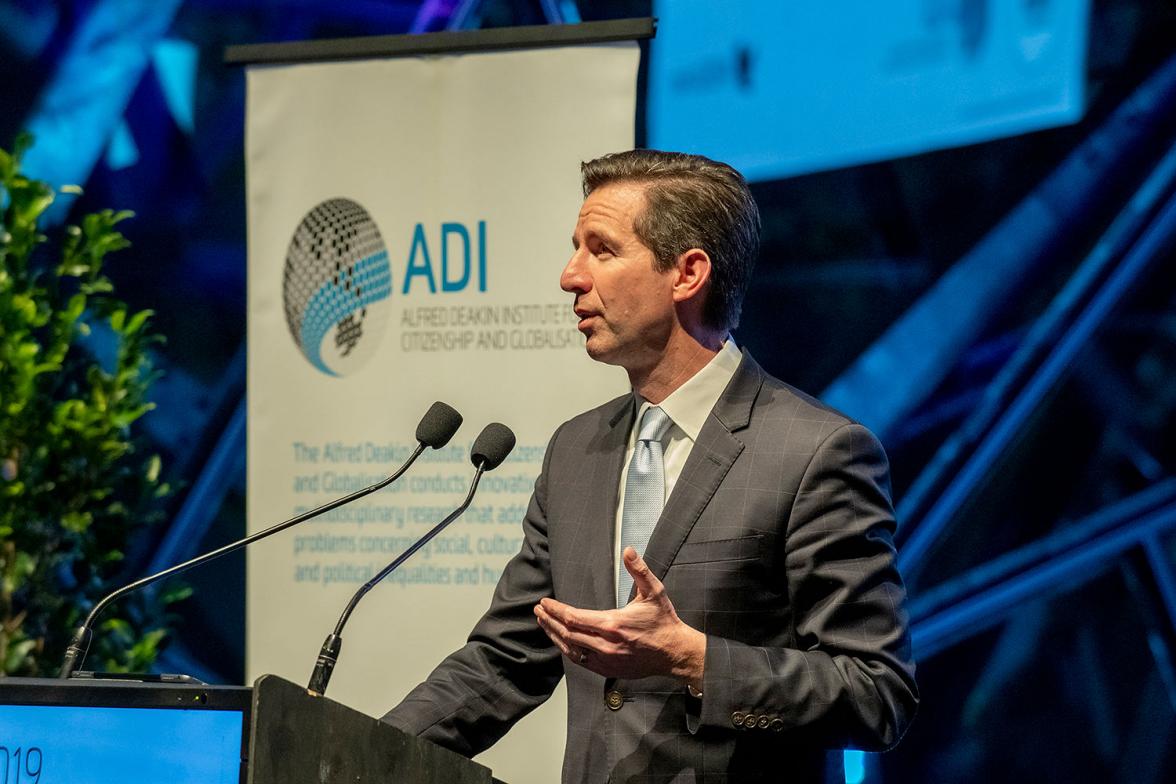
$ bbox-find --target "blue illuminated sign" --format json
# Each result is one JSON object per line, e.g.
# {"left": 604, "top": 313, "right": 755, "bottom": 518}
{"left": 0, "top": 704, "right": 243, "bottom": 784}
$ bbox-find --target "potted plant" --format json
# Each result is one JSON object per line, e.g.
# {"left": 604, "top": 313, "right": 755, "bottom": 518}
{"left": 1, "top": 132, "right": 179, "bottom": 677}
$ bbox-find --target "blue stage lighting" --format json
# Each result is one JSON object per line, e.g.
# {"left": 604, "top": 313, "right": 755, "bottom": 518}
{"left": 844, "top": 750, "right": 866, "bottom": 784}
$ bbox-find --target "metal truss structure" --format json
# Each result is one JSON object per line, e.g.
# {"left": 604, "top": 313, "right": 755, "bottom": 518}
{"left": 3, "top": 0, "right": 1175, "bottom": 781}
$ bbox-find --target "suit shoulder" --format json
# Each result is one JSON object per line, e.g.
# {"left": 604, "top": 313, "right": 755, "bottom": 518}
{"left": 550, "top": 392, "right": 632, "bottom": 442}
{"left": 755, "top": 368, "right": 878, "bottom": 442}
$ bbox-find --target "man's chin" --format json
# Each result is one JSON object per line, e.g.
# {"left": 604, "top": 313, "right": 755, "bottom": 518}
{"left": 582, "top": 336, "right": 622, "bottom": 366}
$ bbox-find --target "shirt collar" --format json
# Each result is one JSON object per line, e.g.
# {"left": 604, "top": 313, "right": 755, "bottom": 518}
{"left": 636, "top": 339, "right": 742, "bottom": 443}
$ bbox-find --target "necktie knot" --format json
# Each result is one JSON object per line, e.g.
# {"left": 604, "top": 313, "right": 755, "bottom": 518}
{"left": 637, "top": 406, "right": 672, "bottom": 444}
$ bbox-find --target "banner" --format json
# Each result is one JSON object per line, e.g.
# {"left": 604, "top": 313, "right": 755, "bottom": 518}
{"left": 246, "top": 41, "right": 639, "bottom": 783}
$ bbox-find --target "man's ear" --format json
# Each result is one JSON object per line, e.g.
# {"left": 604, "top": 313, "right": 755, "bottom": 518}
{"left": 671, "top": 248, "right": 712, "bottom": 306}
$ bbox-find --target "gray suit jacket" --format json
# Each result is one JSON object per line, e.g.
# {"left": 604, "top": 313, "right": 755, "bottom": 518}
{"left": 384, "top": 352, "right": 918, "bottom": 783}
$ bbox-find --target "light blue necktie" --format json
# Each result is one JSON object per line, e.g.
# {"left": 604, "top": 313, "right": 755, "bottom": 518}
{"left": 618, "top": 405, "right": 672, "bottom": 607}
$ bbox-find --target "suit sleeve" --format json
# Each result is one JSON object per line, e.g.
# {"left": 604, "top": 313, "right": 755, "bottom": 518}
{"left": 381, "top": 427, "right": 565, "bottom": 757}
{"left": 692, "top": 423, "right": 918, "bottom": 750}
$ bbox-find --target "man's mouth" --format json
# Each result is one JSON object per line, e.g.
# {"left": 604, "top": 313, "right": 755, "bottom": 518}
{"left": 573, "top": 307, "right": 598, "bottom": 329}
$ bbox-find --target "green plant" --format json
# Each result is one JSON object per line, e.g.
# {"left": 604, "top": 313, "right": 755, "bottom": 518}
{"left": 0, "top": 133, "right": 180, "bottom": 676}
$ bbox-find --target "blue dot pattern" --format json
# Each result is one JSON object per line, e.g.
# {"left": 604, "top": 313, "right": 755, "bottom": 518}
{"left": 299, "top": 250, "right": 392, "bottom": 376}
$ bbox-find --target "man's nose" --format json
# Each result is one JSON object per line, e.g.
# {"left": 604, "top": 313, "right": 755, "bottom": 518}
{"left": 560, "top": 252, "right": 590, "bottom": 293}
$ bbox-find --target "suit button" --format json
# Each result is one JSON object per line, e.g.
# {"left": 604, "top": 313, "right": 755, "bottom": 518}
{"left": 605, "top": 689, "right": 624, "bottom": 711}
{"left": 757, "top": 715, "right": 770, "bottom": 729}
{"left": 731, "top": 711, "right": 746, "bottom": 727}
{"left": 770, "top": 718, "right": 785, "bottom": 732}
{"left": 742, "top": 714, "right": 758, "bottom": 729}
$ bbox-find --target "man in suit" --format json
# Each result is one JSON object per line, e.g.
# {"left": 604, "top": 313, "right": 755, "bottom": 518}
{"left": 384, "top": 150, "right": 918, "bottom": 782}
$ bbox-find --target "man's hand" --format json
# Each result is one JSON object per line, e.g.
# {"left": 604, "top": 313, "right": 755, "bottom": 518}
{"left": 534, "top": 547, "right": 706, "bottom": 691}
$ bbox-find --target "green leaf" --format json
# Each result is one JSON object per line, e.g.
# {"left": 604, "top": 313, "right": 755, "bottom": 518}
{"left": 159, "top": 583, "right": 193, "bottom": 605}
{"left": 145, "top": 454, "right": 161, "bottom": 483}
{"left": 2, "top": 551, "right": 36, "bottom": 595}
{"left": 80, "top": 278, "right": 114, "bottom": 295}
{"left": 61, "top": 510, "right": 93, "bottom": 533}
{"left": 5, "top": 638, "right": 37, "bottom": 673}
{"left": 59, "top": 262, "right": 91, "bottom": 277}
{"left": 13, "top": 550, "right": 35, "bottom": 577}
{"left": 65, "top": 293, "right": 86, "bottom": 320}
{"left": 100, "top": 618, "right": 132, "bottom": 637}
{"left": 125, "top": 309, "right": 153, "bottom": 335}
{"left": 111, "top": 403, "right": 154, "bottom": 428}
{"left": 12, "top": 130, "right": 33, "bottom": 162}
{"left": 11, "top": 293, "right": 37, "bottom": 323}
{"left": 11, "top": 180, "right": 55, "bottom": 225}
{"left": 127, "top": 628, "right": 168, "bottom": 665}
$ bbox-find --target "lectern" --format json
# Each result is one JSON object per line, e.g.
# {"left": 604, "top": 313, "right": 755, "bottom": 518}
{"left": 0, "top": 674, "right": 495, "bottom": 783}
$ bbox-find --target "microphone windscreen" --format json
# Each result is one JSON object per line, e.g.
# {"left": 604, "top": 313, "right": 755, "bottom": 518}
{"left": 471, "top": 423, "right": 516, "bottom": 470}
{"left": 416, "top": 402, "right": 463, "bottom": 448}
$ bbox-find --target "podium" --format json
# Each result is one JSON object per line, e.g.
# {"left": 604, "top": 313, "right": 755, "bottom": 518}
{"left": 249, "top": 675, "right": 491, "bottom": 783}
{"left": 0, "top": 674, "right": 497, "bottom": 784}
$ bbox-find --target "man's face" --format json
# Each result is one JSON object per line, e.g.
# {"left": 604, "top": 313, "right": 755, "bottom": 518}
{"left": 561, "top": 182, "right": 677, "bottom": 370}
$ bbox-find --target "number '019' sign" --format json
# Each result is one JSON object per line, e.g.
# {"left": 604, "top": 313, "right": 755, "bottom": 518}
{"left": 0, "top": 747, "right": 42, "bottom": 784}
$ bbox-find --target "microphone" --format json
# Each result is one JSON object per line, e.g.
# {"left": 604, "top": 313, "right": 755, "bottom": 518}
{"left": 306, "top": 422, "right": 516, "bottom": 696}
{"left": 58, "top": 402, "right": 463, "bottom": 679}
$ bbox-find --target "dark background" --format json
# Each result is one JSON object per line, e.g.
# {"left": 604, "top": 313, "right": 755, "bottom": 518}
{"left": 2, "top": 1, "right": 1175, "bottom": 781}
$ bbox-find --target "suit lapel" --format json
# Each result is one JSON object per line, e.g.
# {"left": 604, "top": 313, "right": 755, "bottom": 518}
{"left": 636, "top": 352, "right": 764, "bottom": 592}
{"left": 581, "top": 396, "right": 635, "bottom": 610}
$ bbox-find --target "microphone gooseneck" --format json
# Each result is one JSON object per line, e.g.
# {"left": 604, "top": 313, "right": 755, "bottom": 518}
{"left": 307, "top": 422, "right": 516, "bottom": 697}
{"left": 59, "top": 402, "right": 463, "bottom": 679}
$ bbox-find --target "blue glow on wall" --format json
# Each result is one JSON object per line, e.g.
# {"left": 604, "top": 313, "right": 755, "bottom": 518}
{"left": 649, "top": 0, "right": 1089, "bottom": 181}
{"left": 19, "top": 0, "right": 184, "bottom": 222}
{"left": 153, "top": 38, "right": 199, "bottom": 135}
{"left": 844, "top": 750, "right": 866, "bottom": 784}
{"left": 105, "top": 120, "right": 140, "bottom": 170}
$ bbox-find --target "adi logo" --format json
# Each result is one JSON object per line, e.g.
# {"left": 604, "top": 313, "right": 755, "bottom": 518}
{"left": 283, "top": 199, "right": 392, "bottom": 376}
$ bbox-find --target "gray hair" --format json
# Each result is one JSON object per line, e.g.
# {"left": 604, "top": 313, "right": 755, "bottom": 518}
{"left": 581, "top": 149, "right": 760, "bottom": 332}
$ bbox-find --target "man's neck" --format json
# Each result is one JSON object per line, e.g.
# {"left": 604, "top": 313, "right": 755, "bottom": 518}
{"left": 628, "top": 328, "right": 726, "bottom": 404}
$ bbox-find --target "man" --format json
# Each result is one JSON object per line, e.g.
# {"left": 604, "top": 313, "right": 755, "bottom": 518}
{"left": 384, "top": 150, "right": 918, "bottom": 782}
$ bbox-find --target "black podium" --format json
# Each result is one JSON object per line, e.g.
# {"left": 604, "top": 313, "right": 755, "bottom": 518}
{"left": 249, "top": 674, "right": 491, "bottom": 783}
{"left": 0, "top": 674, "right": 495, "bottom": 784}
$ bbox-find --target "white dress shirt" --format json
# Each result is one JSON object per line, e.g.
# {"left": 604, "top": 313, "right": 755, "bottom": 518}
{"left": 613, "top": 339, "right": 743, "bottom": 596}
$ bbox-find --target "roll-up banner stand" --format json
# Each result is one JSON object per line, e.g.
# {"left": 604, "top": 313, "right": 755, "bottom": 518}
{"left": 231, "top": 19, "right": 651, "bottom": 783}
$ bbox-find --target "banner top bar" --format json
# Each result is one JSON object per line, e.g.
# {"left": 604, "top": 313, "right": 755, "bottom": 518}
{"left": 225, "top": 17, "right": 655, "bottom": 67}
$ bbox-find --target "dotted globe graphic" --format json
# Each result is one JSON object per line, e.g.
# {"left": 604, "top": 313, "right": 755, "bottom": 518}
{"left": 283, "top": 199, "right": 392, "bottom": 376}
